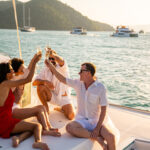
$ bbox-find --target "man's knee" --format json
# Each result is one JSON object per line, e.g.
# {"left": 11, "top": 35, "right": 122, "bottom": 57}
{"left": 37, "top": 85, "right": 45, "bottom": 93}
{"left": 66, "top": 122, "right": 79, "bottom": 135}
{"left": 68, "top": 112, "right": 75, "bottom": 120}
{"left": 62, "top": 104, "right": 75, "bottom": 120}
{"left": 37, "top": 85, "right": 51, "bottom": 101}
{"left": 66, "top": 123, "right": 74, "bottom": 134}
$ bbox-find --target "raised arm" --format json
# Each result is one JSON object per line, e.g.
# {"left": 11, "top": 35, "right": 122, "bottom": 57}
{"left": 2, "top": 53, "right": 41, "bottom": 88}
{"left": 45, "top": 60, "right": 66, "bottom": 84}
{"left": 28, "top": 53, "right": 37, "bottom": 71}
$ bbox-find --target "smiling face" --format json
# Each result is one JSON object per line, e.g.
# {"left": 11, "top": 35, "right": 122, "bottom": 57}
{"left": 48, "top": 57, "right": 56, "bottom": 66}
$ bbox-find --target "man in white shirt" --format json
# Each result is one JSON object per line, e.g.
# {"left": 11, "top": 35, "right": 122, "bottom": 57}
{"left": 33, "top": 48, "right": 75, "bottom": 120}
{"left": 45, "top": 60, "right": 118, "bottom": 150}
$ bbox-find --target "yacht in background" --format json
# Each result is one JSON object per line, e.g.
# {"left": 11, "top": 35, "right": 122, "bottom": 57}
{"left": 139, "top": 30, "right": 144, "bottom": 34}
{"left": 111, "top": 26, "right": 138, "bottom": 37}
{"left": 20, "top": 4, "right": 36, "bottom": 32}
{"left": 20, "top": 26, "right": 35, "bottom": 32}
{"left": 70, "top": 27, "right": 87, "bottom": 35}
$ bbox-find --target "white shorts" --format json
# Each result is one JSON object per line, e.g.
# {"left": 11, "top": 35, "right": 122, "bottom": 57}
{"left": 50, "top": 92, "right": 72, "bottom": 107}
{"left": 75, "top": 116, "right": 120, "bottom": 144}
{"left": 75, "top": 118, "right": 97, "bottom": 131}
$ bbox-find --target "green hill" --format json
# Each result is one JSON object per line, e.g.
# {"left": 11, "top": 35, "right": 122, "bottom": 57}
{"left": 0, "top": 0, "right": 114, "bottom": 31}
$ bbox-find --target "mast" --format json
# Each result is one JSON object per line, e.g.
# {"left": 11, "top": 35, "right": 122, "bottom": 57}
{"left": 28, "top": 8, "right": 30, "bottom": 27}
{"left": 23, "top": 3, "right": 25, "bottom": 27}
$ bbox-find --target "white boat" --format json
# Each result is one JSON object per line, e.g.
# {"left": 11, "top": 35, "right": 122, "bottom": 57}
{"left": 20, "top": 26, "right": 36, "bottom": 32}
{"left": 139, "top": 30, "right": 144, "bottom": 34}
{"left": 1, "top": 91, "right": 150, "bottom": 150}
{"left": 20, "top": 5, "right": 35, "bottom": 32}
{"left": 112, "top": 26, "right": 138, "bottom": 37}
{"left": 70, "top": 27, "right": 87, "bottom": 35}
{"left": 123, "top": 139, "right": 150, "bottom": 150}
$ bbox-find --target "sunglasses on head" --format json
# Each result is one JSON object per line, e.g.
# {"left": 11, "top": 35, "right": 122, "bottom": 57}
{"left": 49, "top": 57, "right": 55, "bottom": 61}
{"left": 79, "top": 69, "right": 89, "bottom": 73}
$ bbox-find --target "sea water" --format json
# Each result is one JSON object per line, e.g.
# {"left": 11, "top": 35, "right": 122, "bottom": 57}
{"left": 0, "top": 29, "right": 150, "bottom": 111}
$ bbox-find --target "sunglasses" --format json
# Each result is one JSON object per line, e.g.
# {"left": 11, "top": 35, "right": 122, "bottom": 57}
{"left": 79, "top": 69, "right": 89, "bottom": 73}
{"left": 49, "top": 57, "right": 55, "bottom": 61}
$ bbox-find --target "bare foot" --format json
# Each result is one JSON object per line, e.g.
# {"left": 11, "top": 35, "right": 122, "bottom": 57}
{"left": 32, "top": 142, "right": 50, "bottom": 150}
{"left": 42, "top": 130, "right": 61, "bottom": 137}
{"left": 12, "top": 136, "right": 19, "bottom": 147}
{"left": 49, "top": 128, "right": 59, "bottom": 132}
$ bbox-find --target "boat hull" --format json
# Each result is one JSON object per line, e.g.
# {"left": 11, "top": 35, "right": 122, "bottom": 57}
{"left": 112, "top": 33, "right": 138, "bottom": 37}
{"left": 70, "top": 31, "right": 87, "bottom": 35}
{"left": 20, "top": 26, "right": 36, "bottom": 32}
{"left": 123, "top": 139, "right": 150, "bottom": 150}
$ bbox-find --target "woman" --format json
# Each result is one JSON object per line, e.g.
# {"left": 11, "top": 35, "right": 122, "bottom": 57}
{"left": 11, "top": 57, "right": 59, "bottom": 133}
{"left": 0, "top": 53, "right": 50, "bottom": 150}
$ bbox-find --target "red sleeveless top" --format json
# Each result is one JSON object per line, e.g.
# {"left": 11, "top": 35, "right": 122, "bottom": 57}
{"left": 0, "top": 90, "right": 20, "bottom": 138}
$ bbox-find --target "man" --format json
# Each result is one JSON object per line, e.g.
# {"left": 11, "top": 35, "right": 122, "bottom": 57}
{"left": 44, "top": 60, "right": 118, "bottom": 150}
{"left": 33, "top": 48, "right": 75, "bottom": 120}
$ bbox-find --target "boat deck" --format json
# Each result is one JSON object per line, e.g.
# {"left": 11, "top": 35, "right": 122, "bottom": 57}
{"left": 0, "top": 99, "right": 150, "bottom": 150}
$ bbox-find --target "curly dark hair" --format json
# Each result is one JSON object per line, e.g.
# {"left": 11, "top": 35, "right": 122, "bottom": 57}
{"left": 0, "top": 62, "right": 11, "bottom": 83}
{"left": 11, "top": 58, "right": 24, "bottom": 73}
{"left": 81, "top": 62, "right": 96, "bottom": 76}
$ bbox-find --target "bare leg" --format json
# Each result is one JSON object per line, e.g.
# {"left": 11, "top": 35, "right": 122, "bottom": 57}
{"left": 12, "top": 131, "right": 32, "bottom": 147}
{"left": 62, "top": 104, "right": 75, "bottom": 120}
{"left": 37, "top": 85, "right": 52, "bottom": 114}
{"left": 66, "top": 121, "right": 105, "bottom": 149}
{"left": 41, "top": 106, "right": 58, "bottom": 132}
{"left": 42, "top": 130, "right": 61, "bottom": 137}
{"left": 100, "top": 126, "right": 116, "bottom": 150}
{"left": 12, "top": 105, "right": 49, "bottom": 131}
{"left": 96, "top": 137, "right": 108, "bottom": 150}
{"left": 11, "top": 120, "right": 50, "bottom": 150}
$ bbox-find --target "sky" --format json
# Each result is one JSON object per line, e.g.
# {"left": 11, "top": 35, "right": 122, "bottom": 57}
{"left": 2, "top": 0, "right": 150, "bottom": 26}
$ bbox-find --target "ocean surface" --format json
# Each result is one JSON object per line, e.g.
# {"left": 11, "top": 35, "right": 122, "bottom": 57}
{"left": 0, "top": 29, "right": 150, "bottom": 111}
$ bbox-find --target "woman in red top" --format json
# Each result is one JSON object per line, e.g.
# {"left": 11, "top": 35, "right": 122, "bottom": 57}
{"left": 0, "top": 53, "right": 49, "bottom": 150}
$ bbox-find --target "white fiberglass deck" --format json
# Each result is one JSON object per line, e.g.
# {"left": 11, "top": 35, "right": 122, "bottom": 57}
{"left": 0, "top": 98, "right": 150, "bottom": 150}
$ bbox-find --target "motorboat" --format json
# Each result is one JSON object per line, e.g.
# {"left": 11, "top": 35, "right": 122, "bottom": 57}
{"left": 112, "top": 26, "right": 138, "bottom": 37}
{"left": 139, "top": 30, "right": 144, "bottom": 34}
{"left": 70, "top": 27, "right": 87, "bottom": 35}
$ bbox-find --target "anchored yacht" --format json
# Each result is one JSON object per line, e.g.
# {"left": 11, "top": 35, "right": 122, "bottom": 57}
{"left": 70, "top": 27, "right": 87, "bottom": 35}
{"left": 112, "top": 26, "right": 138, "bottom": 37}
{"left": 20, "top": 4, "right": 36, "bottom": 32}
{"left": 20, "top": 26, "right": 36, "bottom": 32}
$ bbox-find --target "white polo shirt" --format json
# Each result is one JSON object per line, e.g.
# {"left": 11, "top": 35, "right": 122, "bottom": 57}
{"left": 35, "top": 61, "right": 71, "bottom": 106}
{"left": 66, "top": 78, "right": 108, "bottom": 124}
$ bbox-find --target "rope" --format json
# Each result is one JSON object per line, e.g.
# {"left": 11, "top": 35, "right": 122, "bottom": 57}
{"left": 12, "top": 0, "right": 22, "bottom": 59}
{"left": 12, "top": 0, "right": 23, "bottom": 107}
